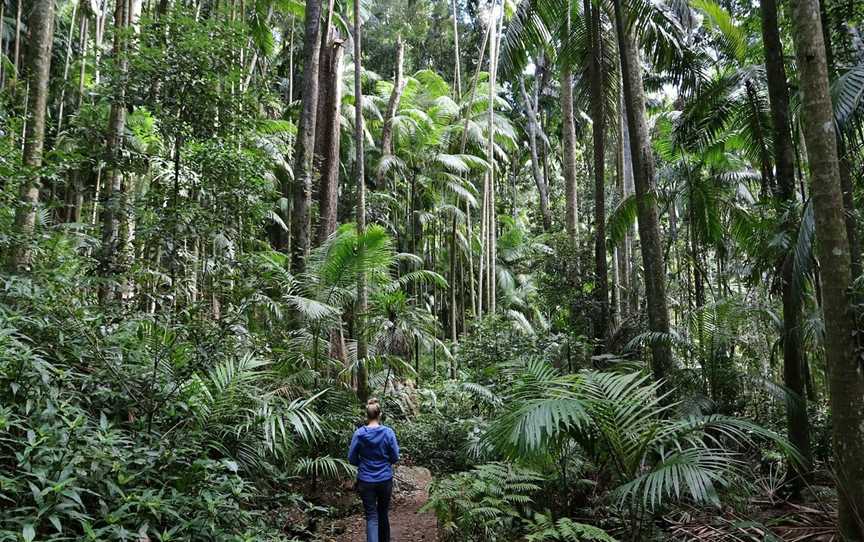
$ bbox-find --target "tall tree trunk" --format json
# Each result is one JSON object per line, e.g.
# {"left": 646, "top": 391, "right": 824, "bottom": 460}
{"left": 56, "top": 0, "right": 80, "bottom": 134}
{"left": 620, "top": 89, "right": 639, "bottom": 316}
{"left": 377, "top": 37, "right": 405, "bottom": 187}
{"left": 519, "top": 76, "right": 552, "bottom": 231}
{"left": 561, "top": 63, "right": 579, "bottom": 244}
{"left": 99, "top": 0, "right": 142, "bottom": 303}
{"left": 315, "top": 1, "right": 342, "bottom": 245}
{"left": 820, "top": 0, "right": 861, "bottom": 279}
{"left": 0, "top": 2, "right": 5, "bottom": 88}
{"left": 791, "top": 0, "right": 864, "bottom": 535}
{"left": 451, "top": 0, "right": 462, "bottom": 97}
{"left": 11, "top": 0, "right": 55, "bottom": 272}
{"left": 585, "top": 0, "right": 609, "bottom": 347}
{"left": 458, "top": 18, "right": 492, "bottom": 318}
{"left": 450, "top": 0, "right": 462, "bottom": 345}
{"left": 289, "top": 0, "right": 323, "bottom": 272}
{"left": 760, "top": 0, "right": 812, "bottom": 485}
{"left": 480, "top": 4, "right": 504, "bottom": 315}
{"left": 561, "top": 3, "right": 579, "bottom": 246}
{"left": 353, "top": 0, "right": 369, "bottom": 403}
{"left": 13, "top": 0, "right": 22, "bottom": 79}
{"left": 487, "top": 6, "right": 504, "bottom": 315}
{"left": 612, "top": 0, "right": 674, "bottom": 384}
{"left": 77, "top": 15, "right": 89, "bottom": 108}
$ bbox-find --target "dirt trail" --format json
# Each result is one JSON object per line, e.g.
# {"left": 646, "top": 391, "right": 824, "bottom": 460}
{"left": 323, "top": 466, "right": 438, "bottom": 542}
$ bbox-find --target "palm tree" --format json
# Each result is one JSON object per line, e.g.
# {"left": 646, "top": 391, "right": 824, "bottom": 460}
{"left": 484, "top": 360, "right": 800, "bottom": 528}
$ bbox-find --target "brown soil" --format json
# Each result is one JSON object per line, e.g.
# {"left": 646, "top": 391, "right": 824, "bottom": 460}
{"left": 318, "top": 466, "right": 438, "bottom": 542}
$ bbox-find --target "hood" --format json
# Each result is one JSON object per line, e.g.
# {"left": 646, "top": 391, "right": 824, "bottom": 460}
{"left": 357, "top": 425, "right": 389, "bottom": 446}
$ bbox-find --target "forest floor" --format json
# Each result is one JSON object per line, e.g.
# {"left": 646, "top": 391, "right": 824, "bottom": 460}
{"left": 317, "top": 466, "right": 438, "bottom": 542}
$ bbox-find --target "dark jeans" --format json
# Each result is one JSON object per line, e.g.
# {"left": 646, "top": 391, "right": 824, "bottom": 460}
{"left": 357, "top": 479, "right": 393, "bottom": 542}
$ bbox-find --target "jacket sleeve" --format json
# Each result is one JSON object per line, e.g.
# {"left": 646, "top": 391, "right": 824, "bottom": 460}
{"left": 348, "top": 432, "right": 361, "bottom": 466}
{"left": 387, "top": 429, "right": 400, "bottom": 464}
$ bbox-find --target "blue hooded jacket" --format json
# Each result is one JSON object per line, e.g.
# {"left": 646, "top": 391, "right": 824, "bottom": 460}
{"left": 347, "top": 425, "right": 400, "bottom": 482}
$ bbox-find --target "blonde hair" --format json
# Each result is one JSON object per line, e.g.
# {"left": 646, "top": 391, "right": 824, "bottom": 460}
{"left": 365, "top": 397, "right": 382, "bottom": 421}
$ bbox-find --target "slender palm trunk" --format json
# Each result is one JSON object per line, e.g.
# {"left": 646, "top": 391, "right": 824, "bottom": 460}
{"left": 612, "top": 0, "right": 674, "bottom": 384}
{"left": 585, "top": 0, "right": 609, "bottom": 347}
{"left": 354, "top": 0, "right": 369, "bottom": 403}
{"left": 289, "top": 0, "right": 324, "bottom": 271}
{"left": 760, "top": 0, "right": 812, "bottom": 484}
{"left": 451, "top": 0, "right": 462, "bottom": 96}
{"left": 11, "top": 0, "right": 55, "bottom": 271}
{"left": 450, "top": 0, "right": 462, "bottom": 342}
{"left": 484, "top": 3, "right": 504, "bottom": 314}
{"left": 791, "top": 0, "right": 864, "bottom": 535}
{"left": 459, "top": 18, "right": 492, "bottom": 318}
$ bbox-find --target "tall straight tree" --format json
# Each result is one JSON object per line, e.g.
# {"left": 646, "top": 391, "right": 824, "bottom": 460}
{"left": 759, "top": 0, "right": 812, "bottom": 485}
{"left": 611, "top": 0, "right": 673, "bottom": 383}
{"left": 290, "top": 0, "right": 324, "bottom": 272}
{"left": 354, "top": 0, "right": 369, "bottom": 403}
{"left": 560, "top": 2, "right": 579, "bottom": 244}
{"left": 790, "top": 0, "right": 864, "bottom": 535}
{"left": 11, "top": 0, "right": 55, "bottom": 271}
{"left": 315, "top": 0, "right": 344, "bottom": 244}
{"left": 99, "top": 0, "right": 142, "bottom": 303}
{"left": 584, "top": 0, "right": 609, "bottom": 346}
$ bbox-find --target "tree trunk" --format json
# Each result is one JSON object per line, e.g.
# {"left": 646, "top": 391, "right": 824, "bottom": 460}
{"left": 612, "top": 0, "right": 674, "bottom": 384}
{"left": 11, "top": 0, "right": 55, "bottom": 271}
{"left": 315, "top": 35, "right": 344, "bottom": 244}
{"left": 56, "top": 0, "right": 80, "bottom": 134}
{"left": 13, "top": 0, "right": 22, "bottom": 78}
{"left": 99, "top": 0, "right": 142, "bottom": 303}
{"left": 377, "top": 37, "right": 405, "bottom": 187}
{"left": 519, "top": 76, "right": 552, "bottom": 230}
{"left": 561, "top": 63, "right": 579, "bottom": 244}
{"left": 790, "top": 0, "right": 864, "bottom": 535}
{"left": 289, "top": 0, "right": 324, "bottom": 272}
{"left": 760, "top": 0, "right": 812, "bottom": 484}
{"left": 561, "top": 3, "right": 579, "bottom": 246}
{"left": 450, "top": 0, "right": 462, "bottom": 344}
{"left": 820, "top": 0, "right": 861, "bottom": 278}
{"left": 585, "top": 0, "right": 609, "bottom": 347}
{"left": 353, "top": 0, "right": 369, "bottom": 404}
{"left": 451, "top": 0, "right": 462, "bottom": 97}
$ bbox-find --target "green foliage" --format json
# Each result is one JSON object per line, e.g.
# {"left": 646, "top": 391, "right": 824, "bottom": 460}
{"left": 525, "top": 514, "right": 618, "bottom": 542}
{"left": 482, "top": 361, "right": 800, "bottom": 512}
{"left": 423, "top": 462, "right": 545, "bottom": 541}
{"left": 0, "top": 315, "right": 309, "bottom": 540}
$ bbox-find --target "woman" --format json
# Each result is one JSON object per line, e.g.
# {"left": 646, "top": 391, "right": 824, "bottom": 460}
{"left": 348, "top": 398, "right": 400, "bottom": 542}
